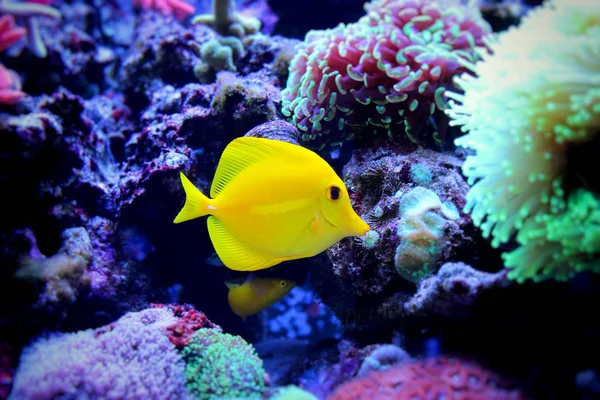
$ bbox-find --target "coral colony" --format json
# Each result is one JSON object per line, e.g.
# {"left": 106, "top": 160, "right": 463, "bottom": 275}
{"left": 0, "top": 0, "right": 599, "bottom": 399}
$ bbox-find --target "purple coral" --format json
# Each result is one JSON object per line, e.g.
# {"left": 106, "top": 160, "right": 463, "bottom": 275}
{"left": 9, "top": 308, "right": 190, "bottom": 400}
{"left": 281, "top": 0, "right": 491, "bottom": 149}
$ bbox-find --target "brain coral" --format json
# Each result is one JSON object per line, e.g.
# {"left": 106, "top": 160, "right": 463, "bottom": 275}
{"left": 445, "top": 0, "right": 600, "bottom": 282}
{"left": 181, "top": 328, "right": 265, "bottom": 399}
{"left": 281, "top": 0, "right": 491, "bottom": 150}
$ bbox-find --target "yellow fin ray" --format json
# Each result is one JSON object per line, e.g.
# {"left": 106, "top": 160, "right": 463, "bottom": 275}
{"left": 210, "top": 136, "right": 314, "bottom": 198}
{"left": 207, "top": 216, "right": 279, "bottom": 271}
{"left": 174, "top": 172, "right": 210, "bottom": 223}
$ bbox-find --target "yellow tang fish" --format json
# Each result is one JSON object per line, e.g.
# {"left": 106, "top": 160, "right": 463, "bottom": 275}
{"left": 173, "top": 136, "right": 370, "bottom": 271}
{"left": 226, "top": 277, "right": 296, "bottom": 321}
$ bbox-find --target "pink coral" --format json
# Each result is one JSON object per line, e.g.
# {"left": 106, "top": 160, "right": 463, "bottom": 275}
{"left": 0, "top": 14, "right": 26, "bottom": 105}
{"left": 133, "top": 0, "right": 195, "bottom": 20}
{"left": 0, "top": 64, "right": 24, "bottom": 105}
{"left": 328, "top": 356, "right": 524, "bottom": 400}
{"left": 281, "top": 0, "right": 491, "bottom": 149}
{"left": 150, "top": 303, "right": 222, "bottom": 349}
{"left": 0, "top": 14, "right": 25, "bottom": 52}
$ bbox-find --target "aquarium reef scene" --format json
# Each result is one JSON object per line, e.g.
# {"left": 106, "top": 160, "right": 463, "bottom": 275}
{"left": 1, "top": 0, "right": 599, "bottom": 398}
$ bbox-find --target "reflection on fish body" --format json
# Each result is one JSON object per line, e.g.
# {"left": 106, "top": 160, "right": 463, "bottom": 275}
{"left": 226, "top": 277, "right": 296, "bottom": 321}
{"left": 173, "top": 136, "right": 370, "bottom": 271}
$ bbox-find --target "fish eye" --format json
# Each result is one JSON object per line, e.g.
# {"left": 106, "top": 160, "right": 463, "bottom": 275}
{"left": 279, "top": 281, "right": 287, "bottom": 287}
{"left": 328, "top": 185, "right": 341, "bottom": 201}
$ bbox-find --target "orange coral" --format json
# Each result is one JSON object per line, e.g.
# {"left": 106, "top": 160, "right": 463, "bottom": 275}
{"left": 329, "top": 356, "right": 524, "bottom": 400}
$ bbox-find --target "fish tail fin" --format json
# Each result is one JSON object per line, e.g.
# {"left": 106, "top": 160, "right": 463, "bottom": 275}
{"left": 174, "top": 171, "right": 211, "bottom": 224}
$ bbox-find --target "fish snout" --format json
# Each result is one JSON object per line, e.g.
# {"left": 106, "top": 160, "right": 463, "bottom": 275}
{"left": 349, "top": 215, "right": 370, "bottom": 237}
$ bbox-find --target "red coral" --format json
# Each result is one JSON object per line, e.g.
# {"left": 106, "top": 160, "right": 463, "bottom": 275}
{"left": 328, "top": 356, "right": 525, "bottom": 400}
{"left": 150, "top": 303, "right": 222, "bottom": 349}
{"left": 132, "top": 0, "right": 195, "bottom": 21}
{"left": 0, "top": 64, "right": 25, "bottom": 105}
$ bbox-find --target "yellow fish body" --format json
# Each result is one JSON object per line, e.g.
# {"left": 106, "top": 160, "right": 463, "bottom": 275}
{"left": 173, "top": 136, "right": 370, "bottom": 271}
{"left": 226, "top": 277, "right": 295, "bottom": 320}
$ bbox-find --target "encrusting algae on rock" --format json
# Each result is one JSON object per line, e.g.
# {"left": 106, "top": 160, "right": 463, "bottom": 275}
{"left": 173, "top": 136, "right": 370, "bottom": 271}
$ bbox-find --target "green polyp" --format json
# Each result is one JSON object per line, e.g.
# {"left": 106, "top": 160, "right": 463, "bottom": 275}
{"left": 450, "top": 25, "right": 460, "bottom": 37}
{"left": 433, "top": 131, "right": 441, "bottom": 144}
{"left": 396, "top": 51, "right": 407, "bottom": 64}
{"left": 309, "top": 107, "right": 326, "bottom": 123}
{"left": 394, "top": 76, "right": 414, "bottom": 91}
{"left": 421, "top": 30, "right": 432, "bottom": 43}
{"left": 335, "top": 74, "right": 347, "bottom": 95}
{"left": 347, "top": 65, "right": 364, "bottom": 82}
{"left": 355, "top": 95, "right": 371, "bottom": 105}
{"left": 388, "top": 93, "right": 408, "bottom": 103}
{"left": 324, "top": 106, "right": 337, "bottom": 122}
{"left": 376, "top": 105, "right": 386, "bottom": 115}
{"left": 412, "top": 15, "right": 433, "bottom": 23}
{"left": 428, "top": 19, "right": 444, "bottom": 33}
{"left": 409, "top": 99, "right": 419, "bottom": 112}
{"left": 405, "top": 128, "right": 417, "bottom": 143}
{"left": 434, "top": 87, "right": 446, "bottom": 110}
{"left": 329, "top": 92, "right": 338, "bottom": 106}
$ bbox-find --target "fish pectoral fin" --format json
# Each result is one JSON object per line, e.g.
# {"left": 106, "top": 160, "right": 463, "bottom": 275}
{"left": 207, "top": 216, "right": 279, "bottom": 272}
{"left": 309, "top": 210, "right": 325, "bottom": 233}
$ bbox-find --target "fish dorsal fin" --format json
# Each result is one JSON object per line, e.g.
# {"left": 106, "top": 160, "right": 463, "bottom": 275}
{"left": 210, "top": 137, "right": 314, "bottom": 198}
{"left": 224, "top": 281, "right": 241, "bottom": 290}
{"left": 207, "top": 216, "right": 282, "bottom": 271}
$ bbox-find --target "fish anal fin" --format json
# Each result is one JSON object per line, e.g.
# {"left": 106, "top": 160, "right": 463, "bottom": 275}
{"left": 210, "top": 137, "right": 314, "bottom": 198}
{"left": 207, "top": 216, "right": 279, "bottom": 271}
